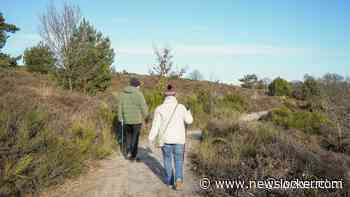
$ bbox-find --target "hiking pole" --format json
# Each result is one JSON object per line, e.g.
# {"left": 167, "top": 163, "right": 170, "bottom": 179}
{"left": 121, "top": 119, "right": 124, "bottom": 156}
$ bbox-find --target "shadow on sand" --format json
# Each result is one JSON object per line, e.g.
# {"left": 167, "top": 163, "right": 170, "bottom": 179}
{"left": 114, "top": 120, "right": 166, "bottom": 184}
{"left": 138, "top": 147, "right": 166, "bottom": 184}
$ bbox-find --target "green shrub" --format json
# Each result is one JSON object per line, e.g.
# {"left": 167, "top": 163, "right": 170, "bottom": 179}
{"left": 269, "top": 106, "right": 293, "bottom": 127}
{"left": 71, "top": 121, "right": 97, "bottom": 155}
{"left": 184, "top": 94, "right": 203, "bottom": 115}
{"left": 254, "top": 122, "right": 279, "bottom": 144}
{"left": 269, "top": 107, "right": 329, "bottom": 134}
{"left": 0, "top": 101, "right": 114, "bottom": 196}
{"left": 97, "top": 102, "right": 117, "bottom": 156}
{"left": 144, "top": 89, "right": 164, "bottom": 113}
{"left": 195, "top": 88, "right": 215, "bottom": 114}
{"left": 268, "top": 77, "right": 292, "bottom": 96}
{"left": 239, "top": 143, "right": 257, "bottom": 158}
{"left": 23, "top": 42, "right": 55, "bottom": 74}
{"left": 143, "top": 77, "right": 167, "bottom": 113}
{"left": 0, "top": 108, "right": 84, "bottom": 196}
{"left": 220, "top": 93, "right": 247, "bottom": 112}
{"left": 302, "top": 75, "right": 322, "bottom": 99}
{"left": 99, "top": 102, "right": 116, "bottom": 123}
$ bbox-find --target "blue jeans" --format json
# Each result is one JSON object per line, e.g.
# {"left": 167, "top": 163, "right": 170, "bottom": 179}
{"left": 161, "top": 144, "right": 185, "bottom": 186}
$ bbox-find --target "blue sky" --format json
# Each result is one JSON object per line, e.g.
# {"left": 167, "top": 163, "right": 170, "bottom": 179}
{"left": 1, "top": 0, "right": 349, "bottom": 84}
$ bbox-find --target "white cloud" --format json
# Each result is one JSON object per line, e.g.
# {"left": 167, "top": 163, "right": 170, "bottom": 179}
{"left": 3, "top": 33, "right": 41, "bottom": 54}
{"left": 113, "top": 42, "right": 310, "bottom": 57}
{"left": 115, "top": 45, "right": 153, "bottom": 56}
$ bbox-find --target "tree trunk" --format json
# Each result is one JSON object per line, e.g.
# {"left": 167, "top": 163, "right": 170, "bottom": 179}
{"left": 69, "top": 77, "right": 72, "bottom": 91}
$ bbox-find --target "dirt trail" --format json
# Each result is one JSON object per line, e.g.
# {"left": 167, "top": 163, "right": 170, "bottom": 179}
{"left": 40, "top": 130, "right": 203, "bottom": 197}
{"left": 239, "top": 110, "right": 270, "bottom": 122}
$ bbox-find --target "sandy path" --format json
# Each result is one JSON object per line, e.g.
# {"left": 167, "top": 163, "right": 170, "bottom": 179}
{"left": 40, "top": 130, "right": 202, "bottom": 197}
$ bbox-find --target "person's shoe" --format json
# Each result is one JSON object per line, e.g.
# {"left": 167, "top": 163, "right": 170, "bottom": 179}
{"left": 167, "top": 185, "right": 173, "bottom": 189}
{"left": 129, "top": 157, "right": 135, "bottom": 162}
{"left": 135, "top": 157, "right": 141, "bottom": 162}
{"left": 127, "top": 153, "right": 132, "bottom": 159}
{"left": 175, "top": 180, "right": 183, "bottom": 190}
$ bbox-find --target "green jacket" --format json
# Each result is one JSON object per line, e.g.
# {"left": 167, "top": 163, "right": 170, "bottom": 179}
{"left": 118, "top": 86, "right": 149, "bottom": 124}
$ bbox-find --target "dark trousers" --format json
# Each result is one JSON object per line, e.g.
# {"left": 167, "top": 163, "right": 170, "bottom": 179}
{"left": 124, "top": 124, "right": 142, "bottom": 158}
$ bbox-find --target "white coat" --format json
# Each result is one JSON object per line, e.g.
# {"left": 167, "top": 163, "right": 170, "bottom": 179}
{"left": 148, "top": 96, "right": 193, "bottom": 145}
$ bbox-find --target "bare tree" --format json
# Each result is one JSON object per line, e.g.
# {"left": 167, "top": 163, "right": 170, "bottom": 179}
{"left": 188, "top": 69, "right": 204, "bottom": 81}
{"left": 39, "top": 2, "right": 81, "bottom": 90}
{"left": 150, "top": 46, "right": 174, "bottom": 77}
{"left": 170, "top": 66, "right": 188, "bottom": 79}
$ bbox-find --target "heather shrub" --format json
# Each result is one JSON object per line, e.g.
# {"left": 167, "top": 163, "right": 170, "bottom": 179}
{"left": 195, "top": 88, "right": 215, "bottom": 114}
{"left": 0, "top": 107, "right": 84, "bottom": 196}
{"left": 269, "top": 107, "right": 330, "bottom": 134}
{"left": 143, "top": 89, "right": 164, "bottom": 113}
{"left": 192, "top": 120, "right": 350, "bottom": 197}
{"left": 268, "top": 77, "right": 292, "bottom": 96}
{"left": 219, "top": 93, "right": 247, "bottom": 112}
{"left": 0, "top": 73, "right": 116, "bottom": 196}
{"left": 143, "top": 77, "right": 167, "bottom": 113}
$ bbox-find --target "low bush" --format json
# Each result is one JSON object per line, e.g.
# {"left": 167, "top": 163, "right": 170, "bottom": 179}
{"left": 0, "top": 75, "right": 116, "bottom": 196}
{"left": 192, "top": 120, "right": 350, "bottom": 197}
{"left": 219, "top": 93, "right": 247, "bottom": 112}
{"left": 268, "top": 77, "right": 292, "bottom": 96}
{"left": 143, "top": 76, "right": 167, "bottom": 114}
{"left": 239, "top": 143, "right": 257, "bottom": 158}
{"left": 143, "top": 89, "right": 164, "bottom": 114}
{"left": 195, "top": 88, "right": 215, "bottom": 114}
{"left": 0, "top": 106, "right": 115, "bottom": 196}
{"left": 0, "top": 107, "right": 82, "bottom": 196}
{"left": 269, "top": 107, "right": 330, "bottom": 134}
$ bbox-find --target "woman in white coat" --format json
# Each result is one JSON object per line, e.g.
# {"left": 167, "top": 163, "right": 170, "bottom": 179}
{"left": 148, "top": 84, "right": 193, "bottom": 190}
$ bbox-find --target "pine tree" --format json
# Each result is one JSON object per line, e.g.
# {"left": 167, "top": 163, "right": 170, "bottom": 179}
{"left": 239, "top": 74, "right": 259, "bottom": 89}
{"left": 24, "top": 42, "right": 55, "bottom": 74}
{"left": 60, "top": 19, "right": 115, "bottom": 95}
{"left": 0, "top": 13, "right": 20, "bottom": 68}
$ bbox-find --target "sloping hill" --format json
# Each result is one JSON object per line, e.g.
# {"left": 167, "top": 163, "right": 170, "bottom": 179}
{"left": 1, "top": 70, "right": 283, "bottom": 196}
{"left": 4, "top": 70, "right": 348, "bottom": 197}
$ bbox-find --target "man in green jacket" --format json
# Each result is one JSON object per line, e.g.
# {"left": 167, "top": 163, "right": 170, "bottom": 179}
{"left": 118, "top": 78, "right": 149, "bottom": 161}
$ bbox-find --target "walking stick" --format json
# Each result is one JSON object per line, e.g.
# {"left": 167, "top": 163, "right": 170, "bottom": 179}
{"left": 121, "top": 119, "right": 124, "bottom": 156}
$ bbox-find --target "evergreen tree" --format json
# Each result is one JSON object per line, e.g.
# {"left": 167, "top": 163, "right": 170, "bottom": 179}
{"left": 23, "top": 42, "right": 55, "bottom": 74}
{"left": 268, "top": 77, "right": 292, "bottom": 96}
{"left": 239, "top": 74, "right": 259, "bottom": 89}
{"left": 0, "top": 13, "right": 20, "bottom": 67}
{"left": 59, "top": 19, "right": 115, "bottom": 95}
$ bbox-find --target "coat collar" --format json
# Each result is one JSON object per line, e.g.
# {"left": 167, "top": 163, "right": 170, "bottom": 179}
{"left": 163, "top": 96, "right": 178, "bottom": 104}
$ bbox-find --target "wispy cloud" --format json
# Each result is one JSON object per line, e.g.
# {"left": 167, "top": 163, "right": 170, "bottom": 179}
{"left": 114, "top": 42, "right": 311, "bottom": 57}
{"left": 115, "top": 45, "right": 153, "bottom": 56}
{"left": 173, "top": 43, "right": 308, "bottom": 57}
{"left": 3, "top": 33, "right": 41, "bottom": 54}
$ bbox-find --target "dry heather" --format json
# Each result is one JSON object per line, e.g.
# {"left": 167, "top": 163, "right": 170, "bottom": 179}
{"left": 0, "top": 69, "right": 307, "bottom": 197}
{"left": 0, "top": 70, "right": 117, "bottom": 196}
{"left": 192, "top": 119, "right": 350, "bottom": 197}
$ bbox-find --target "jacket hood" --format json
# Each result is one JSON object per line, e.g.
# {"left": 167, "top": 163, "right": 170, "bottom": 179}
{"left": 123, "top": 86, "right": 139, "bottom": 94}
